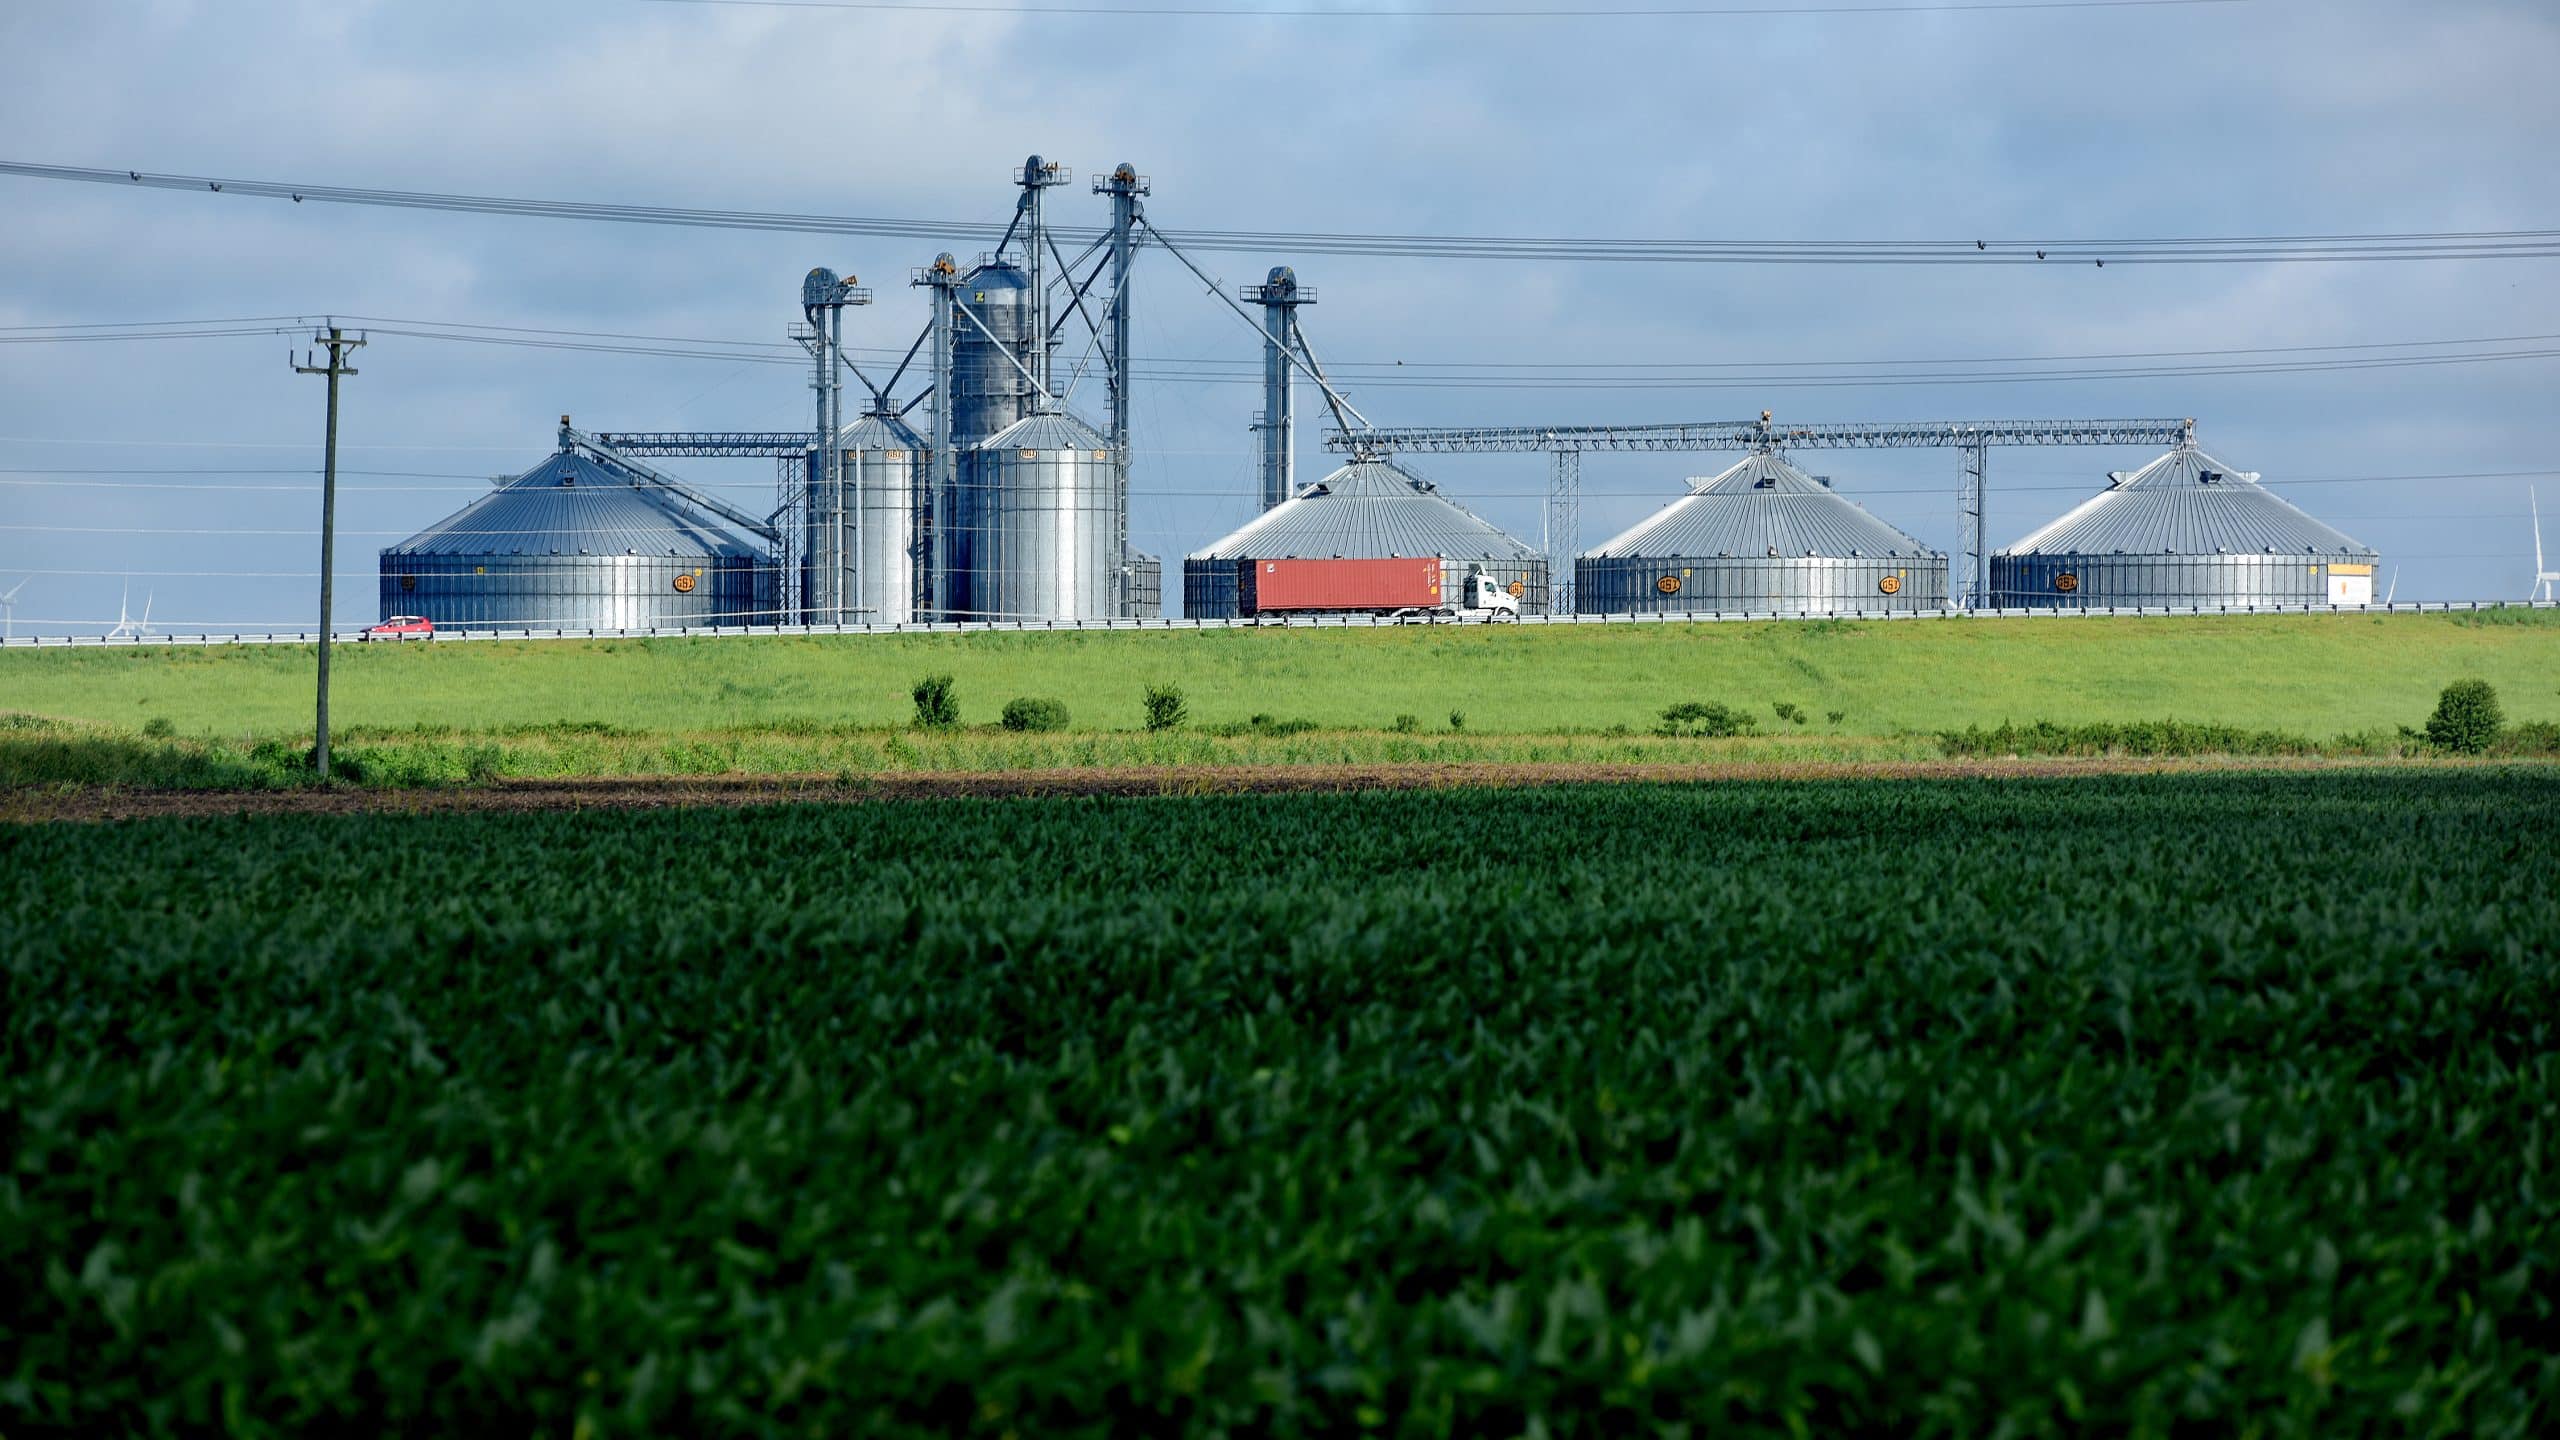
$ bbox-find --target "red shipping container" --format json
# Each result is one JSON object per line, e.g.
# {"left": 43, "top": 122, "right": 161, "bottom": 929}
{"left": 1238, "top": 557, "right": 1442, "bottom": 615}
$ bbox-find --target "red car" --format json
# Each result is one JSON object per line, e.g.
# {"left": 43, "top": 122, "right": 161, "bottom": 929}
{"left": 365, "top": 615, "right": 434, "bottom": 640}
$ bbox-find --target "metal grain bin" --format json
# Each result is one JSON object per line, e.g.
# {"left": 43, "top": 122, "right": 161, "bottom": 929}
{"left": 1990, "top": 441, "right": 2379, "bottom": 607}
{"left": 1576, "top": 451, "right": 1947, "bottom": 614}
{"left": 1182, "top": 457, "right": 1548, "bottom": 618}
{"left": 830, "top": 412, "right": 926, "bottom": 625}
{"left": 381, "top": 450, "right": 775, "bottom": 629}
{"left": 950, "top": 259, "right": 1042, "bottom": 448}
{"left": 948, "top": 411, "right": 1117, "bottom": 622}
{"left": 1122, "top": 550, "right": 1161, "bottom": 619}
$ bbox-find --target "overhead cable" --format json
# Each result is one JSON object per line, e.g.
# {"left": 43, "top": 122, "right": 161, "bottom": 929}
{"left": 5, "top": 160, "right": 2552, "bottom": 265}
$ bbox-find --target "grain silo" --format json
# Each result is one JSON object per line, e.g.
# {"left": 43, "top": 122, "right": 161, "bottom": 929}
{"left": 809, "top": 411, "right": 926, "bottom": 626}
{"left": 1990, "top": 440, "right": 2379, "bottom": 607}
{"left": 381, "top": 440, "right": 777, "bottom": 629}
{"left": 946, "top": 411, "right": 1119, "bottom": 621}
{"left": 1123, "top": 552, "right": 1162, "bottom": 619}
{"left": 1183, "top": 457, "right": 1548, "bottom": 617}
{"left": 1576, "top": 450, "right": 1947, "bottom": 614}
{"left": 949, "top": 258, "right": 1044, "bottom": 448}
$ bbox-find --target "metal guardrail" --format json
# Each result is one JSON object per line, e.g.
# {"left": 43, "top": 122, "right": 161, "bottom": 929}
{"left": 2, "top": 600, "right": 2551, "bottom": 650}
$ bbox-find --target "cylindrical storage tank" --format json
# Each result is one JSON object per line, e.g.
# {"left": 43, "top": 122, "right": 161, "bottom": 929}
{"left": 381, "top": 449, "right": 775, "bottom": 629}
{"left": 1182, "top": 457, "right": 1548, "bottom": 618}
{"left": 1123, "top": 551, "right": 1162, "bottom": 619}
{"left": 950, "top": 412, "right": 1116, "bottom": 622}
{"left": 1576, "top": 451, "right": 1946, "bottom": 614}
{"left": 950, "top": 260, "right": 1041, "bottom": 449}
{"left": 1990, "top": 443, "right": 2379, "bottom": 608}
{"left": 845, "top": 412, "right": 925, "bottom": 625}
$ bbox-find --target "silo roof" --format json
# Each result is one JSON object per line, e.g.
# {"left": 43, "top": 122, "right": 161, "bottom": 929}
{"left": 385, "top": 450, "right": 765, "bottom": 559}
{"left": 2001, "top": 444, "right": 2374, "bottom": 557}
{"left": 1186, "top": 457, "right": 1539, "bottom": 562}
{"left": 977, "top": 411, "right": 1108, "bottom": 452}
{"left": 1583, "top": 451, "right": 1937, "bottom": 560}
{"left": 838, "top": 412, "right": 924, "bottom": 449}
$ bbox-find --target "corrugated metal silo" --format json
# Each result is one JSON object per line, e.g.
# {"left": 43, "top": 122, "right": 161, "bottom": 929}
{"left": 1990, "top": 442, "right": 2379, "bottom": 607}
{"left": 950, "top": 260, "right": 1042, "bottom": 448}
{"left": 1123, "top": 551, "right": 1161, "bottom": 619}
{"left": 1183, "top": 457, "right": 1548, "bottom": 617}
{"left": 382, "top": 449, "right": 776, "bottom": 628}
{"left": 838, "top": 412, "right": 925, "bottom": 625}
{"left": 949, "top": 411, "right": 1118, "bottom": 621}
{"left": 1576, "top": 451, "right": 1946, "bottom": 614}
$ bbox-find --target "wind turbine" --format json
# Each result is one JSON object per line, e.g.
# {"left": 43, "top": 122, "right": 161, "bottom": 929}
{"left": 2534, "top": 488, "right": 2559, "bottom": 603}
{"left": 106, "top": 584, "right": 157, "bottom": 640}
{"left": 0, "top": 577, "right": 24, "bottom": 638}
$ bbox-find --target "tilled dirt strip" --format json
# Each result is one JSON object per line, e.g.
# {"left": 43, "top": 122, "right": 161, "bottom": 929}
{"left": 0, "top": 755, "right": 2471, "bottom": 823}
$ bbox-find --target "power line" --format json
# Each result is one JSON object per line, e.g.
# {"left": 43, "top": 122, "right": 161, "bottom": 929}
{"left": 10, "top": 314, "right": 2560, "bottom": 388}
{"left": 0, "top": 466, "right": 497, "bottom": 477}
{"left": 7, "top": 160, "right": 2553, "bottom": 265}
{"left": 8, "top": 504, "right": 2537, "bottom": 538}
{"left": 19, "top": 311, "right": 2560, "bottom": 373}
{"left": 634, "top": 0, "right": 2250, "bottom": 14}
{"left": 5, "top": 470, "right": 2552, "bottom": 511}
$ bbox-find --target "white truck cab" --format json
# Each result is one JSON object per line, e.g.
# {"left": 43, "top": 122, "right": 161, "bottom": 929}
{"left": 1457, "top": 571, "right": 1522, "bottom": 618}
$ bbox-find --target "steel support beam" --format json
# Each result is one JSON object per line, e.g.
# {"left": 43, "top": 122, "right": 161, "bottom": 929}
{"left": 1244, "top": 269, "right": 1314, "bottom": 510}
{"left": 1099, "top": 163, "right": 1148, "bottom": 613}
{"left": 1958, "top": 439, "right": 1987, "bottom": 609}
{"left": 1332, "top": 417, "right": 2190, "bottom": 454}
{"left": 1548, "top": 448, "right": 1581, "bottom": 615}
{"left": 591, "top": 431, "right": 816, "bottom": 458}
{"left": 1327, "top": 415, "right": 2194, "bottom": 613}
{"left": 915, "top": 255, "right": 962, "bottom": 620}
{"left": 557, "top": 422, "right": 779, "bottom": 544}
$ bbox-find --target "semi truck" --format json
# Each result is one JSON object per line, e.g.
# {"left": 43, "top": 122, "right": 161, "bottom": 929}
{"left": 1235, "top": 558, "right": 1522, "bottom": 620}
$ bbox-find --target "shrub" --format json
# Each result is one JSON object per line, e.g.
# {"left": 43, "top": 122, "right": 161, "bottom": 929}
{"left": 1826, "top": 710, "right": 1846, "bottom": 725}
{"left": 1001, "top": 697, "right": 1070, "bottom": 733}
{"left": 911, "top": 674, "right": 959, "bottom": 729}
{"left": 141, "top": 716, "right": 176, "bottom": 739}
{"left": 1143, "top": 683, "right": 1187, "bottom": 732}
{"left": 1392, "top": 714, "right": 1420, "bottom": 734}
{"left": 1937, "top": 719, "right": 2319, "bottom": 759}
{"left": 2491, "top": 719, "right": 2560, "bottom": 757}
{"left": 1773, "top": 701, "right": 1804, "bottom": 725}
{"left": 1448, "top": 710, "right": 1467, "bottom": 732}
{"left": 1655, "top": 701, "right": 1757, "bottom": 738}
{"left": 2424, "top": 679, "right": 2503, "bottom": 755}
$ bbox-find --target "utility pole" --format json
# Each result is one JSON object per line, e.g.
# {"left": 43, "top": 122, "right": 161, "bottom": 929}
{"left": 293, "top": 325, "right": 363, "bottom": 781}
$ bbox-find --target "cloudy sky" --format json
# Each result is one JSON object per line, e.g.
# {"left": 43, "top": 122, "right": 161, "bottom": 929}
{"left": 2, "top": 0, "right": 2554, "bottom": 631}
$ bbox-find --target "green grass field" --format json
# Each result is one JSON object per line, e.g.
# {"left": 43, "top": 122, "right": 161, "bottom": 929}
{"left": 6, "top": 772, "right": 2554, "bottom": 1435}
{"left": 5, "top": 609, "right": 2556, "bottom": 740}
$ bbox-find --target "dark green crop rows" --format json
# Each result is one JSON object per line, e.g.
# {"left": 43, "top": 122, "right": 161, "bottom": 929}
{"left": 5, "top": 773, "right": 2556, "bottom": 1437}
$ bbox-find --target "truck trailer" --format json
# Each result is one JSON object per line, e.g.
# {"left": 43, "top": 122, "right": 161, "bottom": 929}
{"left": 1234, "top": 558, "right": 1520, "bottom": 620}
